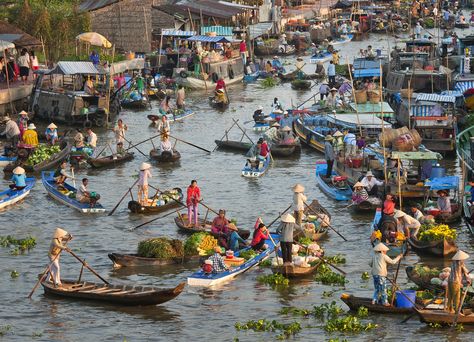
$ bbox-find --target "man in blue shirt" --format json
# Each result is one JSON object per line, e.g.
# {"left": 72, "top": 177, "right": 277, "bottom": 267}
{"left": 89, "top": 51, "right": 100, "bottom": 66}
{"left": 327, "top": 61, "right": 336, "bottom": 84}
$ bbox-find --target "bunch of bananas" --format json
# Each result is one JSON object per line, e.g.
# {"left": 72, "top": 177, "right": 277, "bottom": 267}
{"left": 197, "top": 235, "right": 218, "bottom": 255}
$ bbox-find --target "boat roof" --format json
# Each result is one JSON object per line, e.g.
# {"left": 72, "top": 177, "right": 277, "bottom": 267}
{"left": 109, "top": 58, "right": 145, "bottom": 75}
{"left": 353, "top": 68, "right": 380, "bottom": 78}
{"left": 187, "top": 35, "right": 231, "bottom": 43}
{"left": 45, "top": 61, "right": 101, "bottom": 75}
{"left": 161, "top": 29, "right": 196, "bottom": 37}
{"left": 424, "top": 176, "right": 459, "bottom": 190}
{"left": 415, "top": 93, "right": 456, "bottom": 104}
{"left": 406, "top": 39, "right": 437, "bottom": 46}
{"left": 350, "top": 102, "right": 394, "bottom": 114}
{"left": 327, "top": 113, "right": 391, "bottom": 129}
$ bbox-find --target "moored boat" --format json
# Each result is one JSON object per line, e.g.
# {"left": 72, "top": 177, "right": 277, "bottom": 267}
{"left": 291, "top": 80, "right": 312, "bottom": 90}
{"left": 415, "top": 309, "right": 474, "bottom": 325}
{"left": 87, "top": 152, "right": 134, "bottom": 168}
{"left": 310, "top": 51, "right": 332, "bottom": 64}
{"left": 407, "top": 237, "right": 457, "bottom": 257}
{"left": 351, "top": 197, "right": 382, "bottom": 213}
{"left": 41, "top": 171, "right": 106, "bottom": 213}
{"left": 214, "top": 139, "right": 298, "bottom": 158}
{"left": 0, "top": 155, "right": 17, "bottom": 167}
{"left": 147, "top": 109, "right": 195, "bottom": 123}
{"left": 315, "top": 161, "right": 352, "bottom": 201}
{"left": 108, "top": 252, "right": 200, "bottom": 268}
{"left": 252, "top": 122, "right": 270, "bottom": 132}
{"left": 340, "top": 293, "right": 415, "bottom": 314}
{"left": 127, "top": 188, "right": 183, "bottom": 214}
{"left": 241, "top": 154, "right": 271, "bottom": 178}
{"left": 0, "top": 177, "right": 35, "bottom": 210}
{"left": 292, "top": 116, "right": 326, "bottom": 153}
{"left": 41, "top": 279, "right": 185, "bottom": 306}
{"left": 149, "top": 149, "right": 181, "bottom": 163}
{"left": 271, "top": 262, "right": 320, "bottom": 278}
{"left": 456, "top": 124, "right": 474, "bottom": 235}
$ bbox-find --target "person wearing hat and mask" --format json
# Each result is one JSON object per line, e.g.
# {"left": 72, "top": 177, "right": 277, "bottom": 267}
{"left": 22, "top": 123, "right": 38, "bottom": 147}
{"left": 277, "top": 213, "right": 296, "bottom": 265}
{"left": 208, "top": 245, "right": 229, "bottom": 273}
{"left": 45, "top": 123, "right": 59, "bottom": 145}
{"left": 332, "top": 130, "right": 344, "bottom": 154}
{"left": 253, "top": 105, "right": 266, "bottom": 124}
{"left": 370, "top": 243, "right": 402, "bottom": 306}
{"left": 394, "top": 209, "right": 420, "bottom": 238}
{"left": 327, "top": 60, "right": 336, "bottom": 84}
{"left": 437, "top": 189, "right": 452, "bottom": 216}
{"left": 17, "top": 110, "right": 29, "bottom": 139}
{"left": 10, "top": 166, "right": 27, "bottom": 190}
{"left": 1, "top": 116, "right": 20, "bottom": 151}
{"left": 352, "top": 182, "right": 369, "bottom": 204}
{"left": 279, "top": 111, "right": 292, "bottom": 128}
{"left": 138, "top": 162, "right": 152, "bottom": 206}
{"left": 447, "top": 250, "right": 471, "bottom": 313}
{"left": 251, "top": 222, "right": 270, "bottom": 251}
{"left": 292, "top": 184, "right": 307, "bottom": 225}
{"left": 186, "top": 180, "right": 202, "bottom": 227}
{"left": 265, "top": 122, "right": 281, "bottom": 141}
{"left": 228, "top": 223, "right": 247, "bottom": 252}
{"left": 53, "top": 160, "right": 75, "bottom": 185}
{"left": 319, "top": 82, "right": 330, "bottom": 101}
{"left": 360, "top": 171, "right": 384, "bottom": 196}
{"left": 325, "top": 87, "right": 339, "bottom": 108}
{"left": 324, "top": 134, "right": 335, "bottom": 178}
{"left": 343, "top": 129, "right": 357, "bottom": 157}
{"left": 46, "top": 228, "right": 72, "bottom": 287}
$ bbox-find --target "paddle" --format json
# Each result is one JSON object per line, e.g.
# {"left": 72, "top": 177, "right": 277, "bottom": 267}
{"left": 198, "top": 200, "right": 220, "bottom": 216}
{"left": 319, "top": 255, "right": 347, "bottom": 275}
{"left": 108, "top": 179, "right": 139, "bottom": 216}
{"left": 336, "top": 202, "right": 355, "bottom": 212}
{"left": 27, "top": 237, "right": 71, "bottom": 298}
{"left": 168, "top": 134, "right": 211, "bottom": 154}
{"left": 390, "top": 256, "right": 403, "bottom": 306}
{"left": 303, "top": 201, "right": 347, "bottom": 241}
{"left": 113, "top": 130, "right": 147, "bottom": 157}
{"left": 129, "top": 206, "right": 184, "bottom": 231}
{"left": 266, "top": 205, "right": 292, "bottom": 229}
{"left": 66, "top": 248, "right": 109, "bottom": 285}
{"left": 452, "top": 285, "right": 471, "bottom": 328}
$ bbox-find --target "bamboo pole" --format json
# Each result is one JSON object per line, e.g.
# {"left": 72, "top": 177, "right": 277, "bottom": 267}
{"left": 346, "top": 57, "right": 362, "bottom": 137}
{"left": 188, "top": 8, "right": 208, "bottom": 93}
{"left": 3, "top": 49, "right": 14, "bottom": 113}
{"left": 407, "top": 80, "right": 412, "bottom": 129}
{"left": 380, "top": 61, "right": 388, "bottom": 182}
{"left": 397, "top": 157, "right": 402, "bottom": 209}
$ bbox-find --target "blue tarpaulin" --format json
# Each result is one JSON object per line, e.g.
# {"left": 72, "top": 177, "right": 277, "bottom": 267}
{"left": 425, "top": 176, "right": 459, "bottom": 190}
{"left": 353, "top": 68, "right": 381, "bottom": 78}
{"left": 187, "top": 35, "right": 231, "bottom": 43}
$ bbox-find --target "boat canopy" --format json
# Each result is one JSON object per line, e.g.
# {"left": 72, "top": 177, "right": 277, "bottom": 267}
{"left": 327, "top": 113, "right": 391, "bottom": 130}
{"left": 353, "top": 68, "right": 380, "bottom": 78}
{"left": 350, "top": 102, "right": 394, "bottom": 116}
{"left": 390, "top": 151, "right": 442, "bottom": 160}
{"left": 187, "top": 35, "right": 231, "bottom": 43}
{"left": 415, "top": 93, "right": 456, "bottom": 104}
{"left": 454, "top": 80, "right": 474, "bottom": 93}
{"left": 109, "top": 58, "right": 145, "bottom": 75}
{"left": 161, "top": 29, "right": 196, "bottom": 37}
{"left": 424, "top": 176, "right": 459, "bottom": 190}
{"left": 45, "top": 61, "right": 100, "bottom": 75}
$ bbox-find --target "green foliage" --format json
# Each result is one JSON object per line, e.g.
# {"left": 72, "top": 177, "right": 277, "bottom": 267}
{"left": 258, "top": 259, "right": 272, "bottom": 267}
{"left": 137, "top": 237, "right": 184, "bottom": 259}
{"left": 239, "top": 249, "right": 257, "bottom": 260}
{"left": 424, "top": 18, "right": 435, "bottom": 29}
{"left": 335, "top": 64, "right": 350, "bottom": 77}
{"left": 280, "top": 301, "right": 344, "bottom": 321}
{"left": 25, "top": 144, "right": 61, "bottom": 166}
{"left": 314, "top": 264, "right": 347, "bottom": 286}
{"left": 257, "top": 273, "right": 289, "bottom": 287}
{"left": 324, "top": 254, "right": 346, "bottom": 264}
{"left": 361, "top": 272, "right": 370, "bottom": 280}
{"left": 0, "top": 325, "right": 12, "bottom": 337}
{"left": 357, "top": 306, "right": 368, "bottom": 318}
{"left": 235, "top": 319, "right": 301, "bottom": 340}
{"left": 322, "top": 290, "right": 335, "bottom": 298}
{"left": 10, "top": 270, "right": 19, "bottom": 278}
{"left": 324, "top": 315, "right": 377, "bottom": 333}
{"left": 0, "top": 235, "right": 36, "bottom": 255}
{"left": 260, "top": 77, "right": 278, "bottom": 88}
{"left": 297, "top": 236, "right": 313, "bottom": 246}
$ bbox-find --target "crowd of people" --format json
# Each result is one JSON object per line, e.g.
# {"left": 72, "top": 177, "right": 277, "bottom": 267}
{"left": 0, "top": 48, "right": 39, "bottom": 85}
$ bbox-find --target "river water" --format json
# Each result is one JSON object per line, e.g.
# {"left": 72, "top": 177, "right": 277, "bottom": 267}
{"left": 0, "top": 33, "right": 472, "bottom": 341}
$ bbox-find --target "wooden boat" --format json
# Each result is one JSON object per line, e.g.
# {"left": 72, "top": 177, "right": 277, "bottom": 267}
{"left": 241, "top": 154, "right": 271, "bottom": 178}
{"left": 271, "top": 262, "right": 320, "bottom": 278}
{"left": 127, "top": 188, "right": 183, "bottom": 214}
{"left": 371, "top": 209, "right": 408, "bottom": 258}
{"left": 149, "top": 149, "right": 181, "bottom": 163}
{"left": 41, "top": 171, "right": 106, "bottom": 213}
{"left": 187, "top": 234, "right": 279, "bottom": 286}
{"left": 252, "top": 122, "right": 270, "bottom": 132}
{"left": 147, "top": 109, "right": 195, "bottom": 123}
{"left": 108, "top": 252, "right": 200, "bottom": 268}
{"left": 340, "top": 294, "right": 415, "bottom": 314}
{"left": 292, "top": 117, "right": 325, "bottom": 153}
{"left": 279, "top": 70, "right": 323, "bottom": 82}
{"left": 209, "top": 96, "right": 229, "bottom": 110}
{"left": 243, "top": 72, "right": 260, "bottom": 83}
{"left": 3, "top": 142, "right": 71, "bottom": 174}
{"left": 0, "top": 177, "right": 35, "bottom": 210}
{"left": 291, "top": 80, "right": 311, "bottom": 90}
{"left": 456, "top": 124, "right": 474, "bottom": 235}
{"left": 310, "top": 51, "right": 332, "bottom": 64}
{"left": 174, "top": 213, "right": 251, "bottom": 240}
{"left": 214, "top": 139, "right": 298, "bottom": 158}
{"left": 41, "top": 279, "right": 185, "bottom": 306}
{"left": 0, "top": 155, "right": 17, "bottom": 167}
{"left": 407, "top": 237, "right": 457, "bottom": 257}
{"left": 87, "top": 152, "right": 134, "bottom": 168}
{"left": 315, "top": 161, "right": 352, "bottom": 201}
{"left": 331, "top": 34, "right": 353, "bottom": 45}
{"left": 214, "top": 140, "right": 252, "bottom": 152}
{"left": 120, "top": 93, "right": 149, "bottom": 109}
{"left": 415, "top": 309, "right": 474, "bottom": 325}
{"left": 293, "top": 199, "right": 331, "bottom": 241}
{"left": 351, "top": 197, "right": 382, "bottom": 213}
{"left": 405, "top": 266, "right": 442, "bottom": 292}
{"left": 455, "top": 22, "right": 470, "bottom": 29}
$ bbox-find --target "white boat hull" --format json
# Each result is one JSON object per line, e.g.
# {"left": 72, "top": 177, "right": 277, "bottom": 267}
{"left": 0, "top": 190, "right": 30, "bottom": 210}
{"left": 47, "top": 190, "right": 105, "bottom": 213}
{"left": 175, "top": 75, "right": 243, "bottom": 90}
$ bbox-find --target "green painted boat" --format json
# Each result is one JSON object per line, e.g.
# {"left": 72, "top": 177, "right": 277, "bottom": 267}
{"left": 456, "top": 125, "right": 474, "bottom": 235}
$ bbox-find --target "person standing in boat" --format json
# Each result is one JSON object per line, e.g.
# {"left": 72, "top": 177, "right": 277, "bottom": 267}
{"left": 360, "top": 171, "right": 384, "bottom": 196}
{"left": 137, "top": 162, "right": 152, "bottom": 206}
{"left": 272, "top": 97, "right": 283, "bottom": 111}
{"left": 370, "top": 243, "right": 402, "bottom": 306}
{"left": 85, "top": 127, "right": 97, "bottom": 150}
{"left": 446, "top": 250, "right": 471, "bottom": 314}
{"left": 45, "top": 123, "right": 59, "bottom": 145}
{"left": 113, "top": 119, "right": 128, "bottom": 145}
{"left": 325, "top": 88, "right": 339, "bottom": 108}
{"left": 324, "top": 135, "right": 335, "bottom": 178}
{"left": 292, "top": 184, "right": 307, "bottom": 225}
{"left": 157, "top": 115, "right": 170, "bottom": 141}
{"left": 327, "top": 60, "right": 336, "bottom": 84}
{"left": 186, "top": 180, "right": 202, "bottom": 228}
{"left": 176, "top": 85, "right": 185, "bottom": 110}
{"left": 1, "top": 115, "right": 20, "bottom": 152}
{"left": 17, "top": 110, "right": 28, "bottom": 139}
{"left": 332, "top": 130, "right": 344, "bottom": 155}
{"left": 22, "top": 123, "right": 38, "bottom": 147}
{"left": 46, "top": 228, "right": 72, "bottom": 288}
{"left": 277, "top": 214, "right": 296, "bottom": 266}
{"left": 10, "top": 166, "right": 27, "bottom": 190}
{"left": 343, "top": 129, "right": 357, "bottom": 157}
{"left": 279, "top": 111, "right": 292, "bottom": 128}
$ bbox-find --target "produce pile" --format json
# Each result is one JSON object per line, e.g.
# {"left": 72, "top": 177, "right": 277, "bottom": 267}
{"left": 412, "top": 265, "right": 440, "bottom": 280}
{"left": 418, "top": 224, "right": 456, "bottom": 242}
{"left": 137, "top": 238, "right": 184, "bottom": 259}
{"left": 183, "top": 232, "right": 218, "bottom": 256}
{"left": 240, "top": 249, "right": 257, "bottom": 260}
{"left": 25, "top": 144, "right": 61, "bottom": 166}
{"left": 152, "top": 189, "right": 182, "bottom": 206}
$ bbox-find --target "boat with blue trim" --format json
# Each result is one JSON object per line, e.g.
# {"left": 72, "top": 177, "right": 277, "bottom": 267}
{"left": 315, "top": 160, "right": 352, "bottom": 201}
{"left": 0, "top": 177, "right": 35, "bottom": 210}
{"left": 456, "top": 124, "right": 474, "bottom": 235}
{"left": 147, "top": 109, "right": 195, "bottom": 124}
{"left": 0, "top": 155, "right": 17, "bottom": 167}
{"left": 370, "top": 208, "right": 408, "bottom": 258}
{"left": 242, "top": 154, "right": 271, "bottom": 178}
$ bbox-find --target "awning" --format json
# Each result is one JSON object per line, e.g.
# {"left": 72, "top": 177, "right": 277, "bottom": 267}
{"left": 327, "top": 113, "right": 391, "bottom": 129}
{"left": 350, "top": 102, "right": 394, "bottom": 116}
{"left": 424, "top": 176, "right": 459, "bottom": 190}
{"left": 455, "top": 80, "right": 474, "bottom": 93}
{"left": 352, "top": 58, "right": 381, "bottom": 70}
{"left": 0, "top": 34, "right": 22, "bottom": 43}
{"left": 390, "top": 151, "right": 442, "bottom": 160}
{"left": 415, "top": 93, "right": 456, "bottom": 103}
{"left": 353, "top": 68, "right": 380, "bottom": 78}
{"left": 161, "top": 29, "right": 196, "bottom": 37}
{"left": 441, "top": 90, "right": 464, "bottom": 98}
{"left": 0, "top": 39, "right": 15, "bottom": 51}
{"left": 201, "top": 26, "right": 233, "bottom": 36}
{"left": 109, "top": 58, "right": 145, "bottom": 75}
{"left": 248, "top": 22, "right": 274, "bottom": 40}
{"left": 46, "top": 61, "right": 100, "bottom": 75}
{"left": 187, "top": 35, "right": 230, "bottom": 43}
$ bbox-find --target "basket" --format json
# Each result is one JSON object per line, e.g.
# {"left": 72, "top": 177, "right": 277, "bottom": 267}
{"left": 409, "top": 129, "right": 422, "bottom": 147}
{"left": 400, "top": 88, "right": 413, "bottom": 98}
{"left": 367, "top": 90, "right": 381, "bottom": 103}
{"left": 355, "top": 89, "right": 367, "bottom": 104}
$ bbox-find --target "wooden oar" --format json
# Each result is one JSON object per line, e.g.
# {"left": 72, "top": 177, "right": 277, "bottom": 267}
{"left": 66, "top": 249, "right": 109, "bottom": 285}
{"left": 303, "top": 201, "right": 347, "bottom": 241}
{"left": 198, "top": 201, "right": 219, "bottom": 216}
{"left": 233, "top": 118, "right": 255, "bottom": 145}
{"left": 168, "top": 134, "right": 211, "bottom": 154}
{"left": 114, "top": 131, "right": 147, "bottom": 157}
{"left": 452, "top": 285, "right": 471, "bottom": 328}
{"left": 123, "top": 134, "right": 162, "bottom": 153}
{"left": 130, "top": 206, "right": 184, "bottom": 231}
{"left": 390, "top": 256, "right": 403, "bottom": 306}
{"left": 108, "top": 179, "right": 139, "bottom": 216}
{"left": 266, "top": 205, "right": 292, "bottom": 229}
{"left": 336, "top": 202, "right": 355, "bottom": 212}
{"left": 213, "top": 119, "right": 240, "bottom": 152}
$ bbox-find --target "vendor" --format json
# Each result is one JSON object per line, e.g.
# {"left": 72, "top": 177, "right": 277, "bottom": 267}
{"left": 251, "top": 223, "right": 269, "bottom": 251}
{"left": 22, "top": 123, "right": 39, "bottom": 147}
{"left": 446, "top": 250, "right": 471, "bottom": 313}
{"left": 437, "top": 189, "right": 452, "bottom": 215}
{"left": 10, "top": 166, "right": 27, "bottom": 190}
{"left": 370, "top": 243, "right": 402, "bottom": 306}
{"left": 360, "top": 171, "right": 384, "bottom": 196}
{"left": 352, "top": 182, "right": 369, "bottom": 204}
{"left": 208, "top": 246, "right": 229, "bottom": 274}
{"left": 279, "top": 111, "right": 292, "bottom": 128}
{"left": 228, "top": 224, "right": 247, "bottom": 252}
{"left": 211, "top": 209, "right": 230, "bottom": 236}
{"left": 292, "top": 184, "right": 307, "bottom": 225}
{"left": 253, "top": 106, "right": 266, "bottom": 124}
{"left": 410, "top": 203, "right": 425, "bottom": 222}
{"left": 394, "top": 210, "right": 420, "bottom": 238}
{"left": 277, "top": 214, "right": 296, "bottom": 265}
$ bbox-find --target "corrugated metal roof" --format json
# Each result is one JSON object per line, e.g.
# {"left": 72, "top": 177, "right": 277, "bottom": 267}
{"left": 201, "top": 26, "right": 233, "bottom": 36}
{"left": 415, "top": 93, "right": 456, "bottom": 103}
{"left": 352, "top": 58, "right": 380, "bottom": 70}
{"left": 154, "top": 0, "right": 249, "bottom": 19}
{"left": 79, "top": 0, "right": 119, "bottom": 12}
{"left": 162, "top": 29, "right": 196, "bottom": 37}
{"left": 187, "top": 35, "right": 230, "bottom": 43}
{"left": 47, "top": 62, "right": 100, "bottom": 75}
{"left": 248, "top": 22, "right": 273, "bottom": 40}
{"left": 454, "top": 80, "right": 474, "bottom": 93}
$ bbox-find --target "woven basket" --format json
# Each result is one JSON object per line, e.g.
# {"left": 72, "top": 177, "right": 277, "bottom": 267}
{"left": 355, "top": 89, "right": 367, "bottom": 104}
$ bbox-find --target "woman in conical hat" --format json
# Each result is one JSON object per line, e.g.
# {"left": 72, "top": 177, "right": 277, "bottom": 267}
{"left": 277, "top": 213, "right": 296, "bottom": 265}
{"left": 447, "top": 250, "right": 471, "bottom": 313}
{"left": 137, "top": 162, "right": 152, "bottom": 206}
{"left": 292, "top": 184, "right": 307, "bottom": 225}
{"left": 45, "top": 123, "right": 59, "bottom": 145}
{"left": 10, "top": 166, "right": 27, "bottom": 191}
{"left": 370, "top": 243, "right": 402, "bottom": 306}
{"left": 47, "top": 228, "right": 72, "bottom": 287}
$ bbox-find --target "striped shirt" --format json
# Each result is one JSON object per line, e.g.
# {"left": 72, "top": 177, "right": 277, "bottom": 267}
{"left": 208, "top": 253, "right": 228, "bottom": 273}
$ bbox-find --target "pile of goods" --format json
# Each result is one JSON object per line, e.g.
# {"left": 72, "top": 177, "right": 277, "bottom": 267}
{"left": 378, "top": 127, "right": 421, "bottom": 152}
{"left": 137, "top": 237, "right": 184, "bottom": 259}
{"left": 271, "top": 242, "right": 323, "bottom": 268}
{"left": 184, "top": 232, "right": 218, "bottom": 256}
{"left": 411, "top": 264, "right": 456, "bottom": 289}
{"left": 371, "top": 230, "right": 406, "bottom": 246}
{"left": 418, "top": 224, "right": 456, "bottom": 242}
{"left": 25, "top": 144, "right": 61, "bottom": 166}
{"left": 240, "top": 249, "right": 258, "bottom": 260}
{"left": 149, "top": 189, "right": 182, "bottom": 206}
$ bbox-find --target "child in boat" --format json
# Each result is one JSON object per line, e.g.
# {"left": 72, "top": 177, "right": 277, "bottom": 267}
{"left": 370, "top": 243, "right": 402, "bottom": 306}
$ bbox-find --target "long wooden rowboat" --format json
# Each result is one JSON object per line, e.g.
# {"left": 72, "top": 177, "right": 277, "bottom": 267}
{"left": 407, "top": 237, "right": 458, "bottom": 257}
{"left": 350, "top": 197, "right": 382, "bottom": 213}
{"left": 108, "top": 253, "right": 201, "bottom": 268}
{"left": 41, "top": 279, "right": 185, "bottom": 306}
{"left": 149, "top": 149, "right": 181, "bottom": 163}
{"left": 293, "top": 199, "right": 331, "bottom": 241}
{"left": 187, "top": 234, "right": 279, "bottom": 287}
{"left": 271, "top": 262, "right": 321, "bottom": 278}
{"left": 405, "top": 266, "right": 444, "bottom": 292}
{"left": 0, "top": 177, "right": 35, "bottom": 210}
{"left": 87, "top": 152, "right": 134, "bottom": 168}
{"left": 214, "top": 139, "right": 298, "bottom": 157}
{"left": 415, "top": 309, "right": 474, "bottom": 325}
{"left": 174, "top": 213, "right": 251, "bottom": 240}
{"left": 41, "top": 171, "right": 106, "bottom": 213}
{"left": 128, "top": 188, "right": 184, "bottom": 214}
{"left": 315, "top": 160, "right": 352, "bottom": 201}
{"left": 340, "top": 294, "right": 415, "bottom": 314}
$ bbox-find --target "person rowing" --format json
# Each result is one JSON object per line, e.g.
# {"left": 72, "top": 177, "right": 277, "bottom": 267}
{"left": 53, "top": 160, "right": 75, "bottom": 185}
{"left": 253, "top": 106, "right": 267, "bottom": 124}
{"left": 46, "top": 228, "right": 72, "bottom": 288}
{"left": 160, "top": 135, "right": 173, "bottom": 157}
{"left": 10, "top": 166, "right": 27, "bottom": 190}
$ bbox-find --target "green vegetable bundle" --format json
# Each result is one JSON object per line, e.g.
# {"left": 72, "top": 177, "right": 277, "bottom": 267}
{"left": 137, "top": 237, "right": 184, "bottom": 259}
{"left": 183, "top": 232, "right": 217, "bottom": 256}
{"left": 239, "top": 249, "right": 257, "bottom": 260}
{"left": 413, "top": 265, "right": 440, "bottom": 278}
{"left": 25, "top": 144, "right": 61, "bottom": 166}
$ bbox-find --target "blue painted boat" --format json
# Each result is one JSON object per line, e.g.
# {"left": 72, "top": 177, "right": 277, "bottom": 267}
{"left": 371, "top": 208, "right": 408, "bottom": 258}
{"left": 0, "top": 155, "right": 17, "bottom": 167}
{"left": 252, "top": 122, "right": 270, "bottom": 132}
{"left": 147, "top": 109, "right": 194, "bottom": 124}
{"left": 242, "top": 154, "right": 271, "bottom": 178}
{"left": 0, "top": 177, "right": 35, "bottom": 210}
{"left": 332, "top": 34, "right": 353, "bottom": 46}
{"left": 315, "top": 161, "right": 352, "bottom": 201}
{"left": 310, "top": 51, "right": 332, "bottom": 64}
{"left": 187, "top": 234, "right": 279, "bottom": 286}
{"left": 243, "top": 72, "right": 260, "bottom": 83}
{"left": 41, "top": 171, "right": 106, "bottom": 213}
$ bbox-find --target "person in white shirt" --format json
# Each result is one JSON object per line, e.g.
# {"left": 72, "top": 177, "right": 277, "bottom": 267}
{"left": 394, "top": 210, "right": 421, "bottom": 238}
{"left": 17, "top": 48, "right": 30, "bottom": 84}
{"left": 77, "top": 178, "right": 90, "bottom": 203}
{"left": 370, "top": 243, "right": 402, "bottom": 306}
{"left": 157, "top": 115, "right": 170, "bottom": 140}
{"left": 85, "top": 127, "right": 97, "bottom": 148}
{"left": 113, "top": 119, "right": 127, "bottom": 144}
{"left": 160, "top": 136, "right": 173, "bottom": 156}
{"left": 292, "top": 183, "right": 307, "bottom": 225}
{"left": 343, "top": 130, "right": 357, "bottom": 157}
{"left": 360, "top": 171, "right": 384, "bottom": 196}
{"left": 137, "top": 162, "right": 152, "bottom": 206}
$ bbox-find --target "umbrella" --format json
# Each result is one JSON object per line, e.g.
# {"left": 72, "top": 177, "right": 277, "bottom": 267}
{"left": 76, "top": 32, "right": 112, "bottom": 48}
{"left": 0, "top": 40, "right": 15, "bottom": 51}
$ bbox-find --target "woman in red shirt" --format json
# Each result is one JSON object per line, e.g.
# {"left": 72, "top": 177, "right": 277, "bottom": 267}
{"left": 251, "top": 223, "right": 269, "bottom": 251}
{"left": 215, "top": 77, "right": 226, "bottom": 92}
{"left": 186, "top": 180, "right": 202, "bottom": 227}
